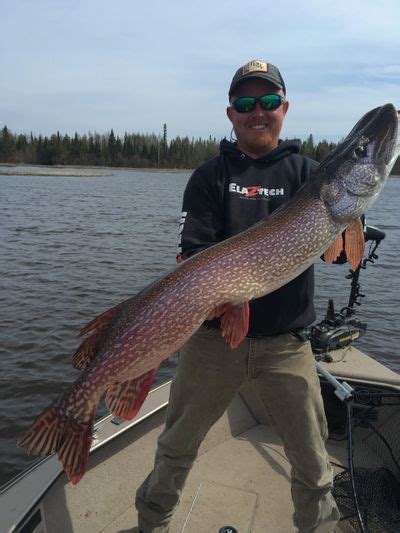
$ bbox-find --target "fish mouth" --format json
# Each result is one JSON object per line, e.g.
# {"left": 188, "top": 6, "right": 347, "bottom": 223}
{"left": 318, "top": 104, "right": 398, "bottom": 221}
{"left": 360, "top": 104, "right": 399, "bottom": 171}
{"left": 318, "top": 104, "right": 398, "bottom": 175}
{"left": 346, "top": 104, "right": 399, "bottom": 197}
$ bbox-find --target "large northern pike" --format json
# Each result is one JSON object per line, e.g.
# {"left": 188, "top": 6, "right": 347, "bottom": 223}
{"left": 18, "top": 104, "right": 399, "bottom": 484}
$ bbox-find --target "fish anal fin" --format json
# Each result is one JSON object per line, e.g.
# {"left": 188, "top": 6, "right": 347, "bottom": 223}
{"left": 324, "top": 234, "right": 344, "bottom": 264}
{"left": 344, "top": 219, "right": 365, "bottom": 270}
{"left": 105, "top": 368, "right": 158, "bottom": 420}
{"left": 220, "top": 301, "right": 250, "bottom": 349}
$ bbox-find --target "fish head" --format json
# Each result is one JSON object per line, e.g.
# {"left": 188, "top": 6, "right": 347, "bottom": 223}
{"left": 318, "top": 103, "right": 399, "bottom": 223}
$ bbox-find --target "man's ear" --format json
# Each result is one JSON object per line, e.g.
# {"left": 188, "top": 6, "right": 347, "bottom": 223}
{"left": 282, "top": 99, "right": 289, "bottom": 116}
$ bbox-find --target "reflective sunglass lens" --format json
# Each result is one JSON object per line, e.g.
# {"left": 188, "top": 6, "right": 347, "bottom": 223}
{"left": 232, "top": 94, "right": 283, "bottom": 113}
{"left": 259, "top": 94, "right": 282, "bottom": 110}
{"left": 233, "top": 97, "right": 255, "bottom": 113}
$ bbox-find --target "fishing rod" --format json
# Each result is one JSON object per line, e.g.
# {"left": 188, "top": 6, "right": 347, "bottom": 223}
{"left": 311, "top": 225, "right": 390, "bottom": 533}
{"left": 309, "top": 224, "right": 386, "bottom": 360}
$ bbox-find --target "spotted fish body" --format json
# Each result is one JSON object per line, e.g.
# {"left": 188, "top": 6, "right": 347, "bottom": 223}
{"left": 18, "top": 104, "right": 399, "bottom": 484}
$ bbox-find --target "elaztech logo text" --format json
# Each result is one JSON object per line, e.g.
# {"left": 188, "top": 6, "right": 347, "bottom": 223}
{"left": 229, "top": 183, "right": 285, "bottom": 199}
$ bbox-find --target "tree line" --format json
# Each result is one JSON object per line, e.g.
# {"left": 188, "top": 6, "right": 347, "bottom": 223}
{"left": 1, "top": 125, "right": 399, "bottom": 174}
{"left": 0, "top": 124, "right": 218, "bottom": 169}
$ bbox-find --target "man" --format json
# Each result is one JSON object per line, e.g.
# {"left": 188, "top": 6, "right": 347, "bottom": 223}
{"left": 136, "top": 59, "right": 341, "bottom": 532}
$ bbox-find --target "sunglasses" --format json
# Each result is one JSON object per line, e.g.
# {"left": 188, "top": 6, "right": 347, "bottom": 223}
{"left": 231, "top": 93, "right": 285, "bottom": 113}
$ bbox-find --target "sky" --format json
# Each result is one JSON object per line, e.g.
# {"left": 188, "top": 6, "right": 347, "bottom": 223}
{"left": 1, "top": 0, "right": 399, "bottom": 143}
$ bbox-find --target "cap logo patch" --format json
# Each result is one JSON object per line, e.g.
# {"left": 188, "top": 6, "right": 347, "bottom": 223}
{"left": 242, "top": 60, "right": 268, "bottom": 75}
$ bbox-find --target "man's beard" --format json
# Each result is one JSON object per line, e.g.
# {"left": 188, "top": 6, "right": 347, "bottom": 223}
{"left": 239, "top": 133, "right": 277, "bottom": 155}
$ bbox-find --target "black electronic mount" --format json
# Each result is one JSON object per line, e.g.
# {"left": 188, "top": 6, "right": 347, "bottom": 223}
{"left": 309, "top": 225, "right": 386, "bottom": 362}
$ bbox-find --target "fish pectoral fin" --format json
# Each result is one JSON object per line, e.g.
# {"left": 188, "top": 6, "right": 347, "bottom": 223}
{"left": 323, "top": 219, "right": 365, "bottom": 270}
{"left": 344, "top": 218, "right": 365, "bottom": 270}
{"left": 220, "top": 301, "right": 250, "bottom": 349}
{"left": 323, "top": 234, "right": 344, "bottom": 264}
{"left": 105, "top": 368, "right": 158, "bottom": 420}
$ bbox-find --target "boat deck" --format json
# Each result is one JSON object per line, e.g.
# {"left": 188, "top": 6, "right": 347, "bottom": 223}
{"left": 6, "top": 346, "right": 400, "bottom": 532}
{"left": 40, "top": 390, "right": 351, "bottom": 533}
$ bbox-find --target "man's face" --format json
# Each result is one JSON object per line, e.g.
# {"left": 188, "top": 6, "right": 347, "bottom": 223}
{"left": 226, "top": 78, "right": 289, "bottom": 158}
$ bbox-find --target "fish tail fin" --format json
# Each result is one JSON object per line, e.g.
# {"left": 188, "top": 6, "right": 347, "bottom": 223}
{"left": 105, "top": 368, "right": 158, "bottom": 420}
{"left": 17, "top": 398, "right": 97, "bottom": 485}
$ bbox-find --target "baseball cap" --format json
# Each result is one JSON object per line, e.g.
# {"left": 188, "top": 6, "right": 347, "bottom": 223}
{"left": 229, "top": 60, "right": 286, "bottom": 98}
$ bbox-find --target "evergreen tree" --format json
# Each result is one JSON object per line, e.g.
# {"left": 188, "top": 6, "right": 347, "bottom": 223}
{"left": 161, "top": 123, "right": 168, "bottom": 166}
{"left": 0, "top": 126, "right": 16, "bottom": 162}
{"left": 301, "top": 134, "right": 315, "bottom": 159}
{"left": 1, "top": 125, "right": 398, "bottom": 175}
{"left": 315, "top": 140, "right": 331, "bottom": 162}
{"left": 108, "top": 129, "right": 117, "bottom": 164}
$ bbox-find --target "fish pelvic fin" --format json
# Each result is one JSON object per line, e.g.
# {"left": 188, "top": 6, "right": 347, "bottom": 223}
{"left": 206, "top": 303, "right": 230, "bottom": 321}
{"left": 73, "top": 300, "right": 127, "bottom": 370}
{"left": 105, "top": 368, "right": 158, "bottom": 420}
{"left": 219, "top": 301, "right": 250, "bottom": 349}
{"left": 344, "top": 219, "right": 365, "bottom": 270}
{"left": 17, "top": 399, "right": 97, "bottom": 485}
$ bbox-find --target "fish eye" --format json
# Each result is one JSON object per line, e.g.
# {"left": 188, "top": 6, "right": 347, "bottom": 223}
{"left": 353, "top": 145, "right": 367, "bottom": 159}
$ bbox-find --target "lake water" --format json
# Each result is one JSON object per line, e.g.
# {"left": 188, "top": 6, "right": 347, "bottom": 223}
{"left": 1, "top": 166, "right": 399, "bottom": 487}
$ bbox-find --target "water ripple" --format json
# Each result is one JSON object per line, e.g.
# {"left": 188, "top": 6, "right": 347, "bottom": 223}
{"left": 0, "top": 168, "right": 399, "bottom": 486}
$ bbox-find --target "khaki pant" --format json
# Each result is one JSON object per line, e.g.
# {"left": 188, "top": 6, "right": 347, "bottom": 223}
{"left": 136, "top": 326, "right": 340, "bottom": 532}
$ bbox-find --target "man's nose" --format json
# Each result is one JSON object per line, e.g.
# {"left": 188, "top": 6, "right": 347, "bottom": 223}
{"left": 252, "top": 102, "right": 266, "bottom": 115}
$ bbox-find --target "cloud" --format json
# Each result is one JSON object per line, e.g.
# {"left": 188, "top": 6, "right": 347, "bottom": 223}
{"left": 1, "top": 0, "right": 399, "bottom": 141}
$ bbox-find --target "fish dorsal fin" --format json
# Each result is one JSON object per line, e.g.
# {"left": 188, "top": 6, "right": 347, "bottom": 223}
{"left": 72, "top": 335, "right": 101, "bottom": 370}
{"left": 219, "top": 301, "right": 250, "bottom": 349}
{"left": 105, "top": 368, "right": 158, "bottom": 420}
{"left": 78, "top": 300, "right": 127, "bottom": 337}
{"left": 73, "top": 301, "right": 126, "bottom": 370}
{"left": 344, "top": 218, "right": 365, "bottom": 270}
{"left": 323, "top": 234, "right": 344, "bottom": 264}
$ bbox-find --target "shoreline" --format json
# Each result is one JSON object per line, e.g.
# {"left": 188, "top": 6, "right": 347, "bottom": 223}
{"left": 0, "top": 169, "right": 113, "bottom": 177}
{"left": 1, "top": 161, "right": 398, "bottom": 178}
{"left": 0, "top": 162, "right": 193, "bottom": 176}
